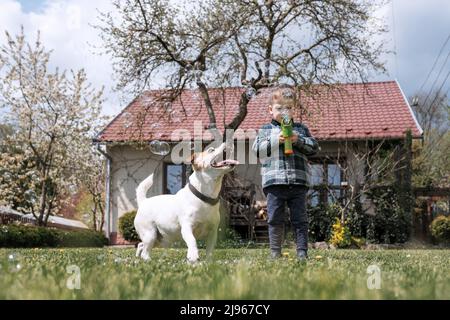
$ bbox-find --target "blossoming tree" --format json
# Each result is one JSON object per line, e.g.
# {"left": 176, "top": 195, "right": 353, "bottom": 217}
{"left": 0, "top": 28, "right": 108, "bottom": 227}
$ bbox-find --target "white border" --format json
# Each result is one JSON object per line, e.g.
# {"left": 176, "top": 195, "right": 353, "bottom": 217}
{"left": 395, "top": 79, "right": 424, "bottom": 136}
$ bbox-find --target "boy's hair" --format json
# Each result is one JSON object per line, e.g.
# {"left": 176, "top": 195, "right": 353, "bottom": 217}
{"left": 269, "top": 84, "right": 297, "bottom": 106}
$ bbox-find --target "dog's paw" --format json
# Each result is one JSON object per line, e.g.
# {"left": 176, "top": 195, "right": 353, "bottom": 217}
{"left": 187, "top": 250, "right": 199, "bottom": 263}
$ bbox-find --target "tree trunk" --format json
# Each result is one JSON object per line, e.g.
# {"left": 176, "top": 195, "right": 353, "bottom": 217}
{"left": 98, "top": 200, "right": 105, "bottom": 232}
{"left": 92, "top": 201, "right": 98, "bottom": 231}
{"left": 44, "top": 198, "right": 54, "bottom": 226}
{"left": 37, "top": 175, "right": 48, "bottom": 226}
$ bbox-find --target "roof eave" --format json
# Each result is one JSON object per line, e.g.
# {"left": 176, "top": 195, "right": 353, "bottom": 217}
{"left": 395, "top": 79, "right": 424, "bottom": 136}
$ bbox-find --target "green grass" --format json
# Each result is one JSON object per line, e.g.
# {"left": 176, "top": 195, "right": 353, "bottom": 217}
{"left": 0, "top": 248, "right": 449, "bottom": 299}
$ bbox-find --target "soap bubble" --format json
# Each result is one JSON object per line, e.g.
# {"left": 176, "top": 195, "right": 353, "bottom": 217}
{"left": 122, "top": 112, "right": 133, "bottom": 129}
{"left": 262, "top": 58, "right": 270, "bottom": 68}
{"left": 164, "top": 102, "right": 172, "bottom": 111}
{"left": 150, "top": 123, "right": 161, "bottom": 130}
{"left": 245, "top": 87, "right": 256, "bottom": 99}
{"left": 190, "top": 63, "right": 204, "bottom": 82}
{"left": 186, "top": 108, "right": 195, "bottom": 116}
{"left": 194, "top": 70, "right": 203, "bottom": 80}
{"left": 149, "top": 140, "right": 170, "bottom": 156}
{"left": 3, "top": 172, "right": 11, "bottom": 182}
{"left": 7, "top": 253, "right": 22, "bottom": 273}
{"left": 141, "top": 96, "right": 156, "bottom": 104}
{"left": 281, "top": 88, "right": 295, "bottom": 99}
{"left": 281, "top": 110, "right": 291, "bottom": 123}
{"left": 170, "top": 110, "right": 182, "bottom": 123}
{"left": 192, "top": 91, "right": 200, "bottom": 102}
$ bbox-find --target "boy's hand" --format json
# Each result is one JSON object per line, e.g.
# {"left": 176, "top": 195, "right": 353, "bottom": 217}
{"left": 279, "top": 132, "right": 299, "bottom": 143}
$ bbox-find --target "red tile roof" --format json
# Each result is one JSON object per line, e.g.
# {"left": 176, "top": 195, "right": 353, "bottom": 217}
{"left": 95, "top": 80, "right": 423, "bottom": 143}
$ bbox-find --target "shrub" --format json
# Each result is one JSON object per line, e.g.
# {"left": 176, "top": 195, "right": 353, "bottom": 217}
{"left": 308, "top": 203, "right": 340, "bottom": 242}
{"left": 350, "top": 236, "right": 366, "bottom": 248}
{"left": 430, "top": 215, "right": 450, "bottom": 245}
{"left": 346, "top": 199, "right": 370, "bottom": 239}
{"left": 118, "top": 210, "right": 140, "bottom": 242}
{"left": 0, "top": 224, "right": 107, "bottom": 248}
{"left": 0, "top": 225, "right": 58, "bottom": 247}
{"left": 366, "top": 186, "right": 411, "bottom": 244}
{"left": 329, "top": 218, "right": 352, "bottom": 248}
{"left": 57, "top": 229, "right": 109, "bottom": 247}
{"left": 216, "top": 227, "right": 243, "bottom": 248}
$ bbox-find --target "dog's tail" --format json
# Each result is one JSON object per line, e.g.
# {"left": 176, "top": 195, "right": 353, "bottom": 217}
{"left": 136, "top": 173, "right": 154, "bottom": 207}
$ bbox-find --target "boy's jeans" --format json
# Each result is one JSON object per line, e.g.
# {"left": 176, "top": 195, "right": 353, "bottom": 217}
{"left": 263, "top": 184, "right": 309, "bottom": 253}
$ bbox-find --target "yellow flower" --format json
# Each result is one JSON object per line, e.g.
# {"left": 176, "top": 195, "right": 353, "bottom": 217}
{"left": 282, "top": 252, "right": 290, "bottom": 257}
{"left": 315, "top": 255, "right": 323, "bottom": 260}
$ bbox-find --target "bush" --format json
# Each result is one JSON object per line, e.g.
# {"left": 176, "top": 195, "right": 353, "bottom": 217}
{"left": 329, "top": 218, "right": 352, "bottom": 248}
{"left": 118, "top": 210, "right": 140, "bottom": 242}
{"left": 308, "top": 203, "right": 341, "bottom": 242}
{"left": 350, "top": 236, "right": 366, "bottom": 248}
{"left": 346, "top": 199, "right": 369, "bottom": 239}
{"left": 430, "top": 215, "right": 450, "bottom": 245}
{"left": 308, "top": 186, "right": 412, "bottom": 245}
{"left": 0, "top": 224, "right": 107, "bottom": 248}
{"left": 366, "top": 186, "right": 411, "bottom": 244}
{"left": 216, "top": 227, "right": 243, "bottom": 248}
{"left": 57, "top": 229, "right": 109, "bottom": 247}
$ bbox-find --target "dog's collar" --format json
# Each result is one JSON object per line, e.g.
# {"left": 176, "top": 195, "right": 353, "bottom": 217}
{"left": 188, "top": 181, "right": 220, "bottom": 205}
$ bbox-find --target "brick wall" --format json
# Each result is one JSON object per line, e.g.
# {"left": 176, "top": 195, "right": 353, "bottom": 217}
{"left": 109, "top": 232, "right": 136, "bottom": 246}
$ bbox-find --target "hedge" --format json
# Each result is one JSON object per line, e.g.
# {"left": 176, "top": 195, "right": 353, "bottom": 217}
{"left": 0, "top": 224, "right": 108, "bottom": 248}
{"left": 430, "top": 215, "right": 450, "bottom": 245}
{"left": 118, "top": 211, "right": 140, "bottom": 242}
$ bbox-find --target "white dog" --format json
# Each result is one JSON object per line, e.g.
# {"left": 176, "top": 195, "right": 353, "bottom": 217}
{"left": 134, "top": 142, "right": 238, "bottom": 262}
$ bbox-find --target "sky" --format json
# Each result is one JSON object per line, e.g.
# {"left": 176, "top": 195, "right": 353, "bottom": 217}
{"left": 0, "top": 0, "right": 449, "bottom": 118}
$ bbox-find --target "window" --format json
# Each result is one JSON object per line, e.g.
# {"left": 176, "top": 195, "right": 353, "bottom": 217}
{"left": 328, "top": 164, "right": 341, "bottom": 186}
{"left": 310, "top": 164, "right": 324, "bottom": 186}
{"left": 164, "top": 164, "right": 190, "bottom": 194}
{"left": 307, "top": 189, "right": 320, "bottom": 207}
{"left": 327, "top": 188, "right": 342, "bottom": 204}
{"left": 327, "top": 164, "right": 343, "bottom": 204}
{"left": 308, "top": 160, "right": 345, "bottom": 206}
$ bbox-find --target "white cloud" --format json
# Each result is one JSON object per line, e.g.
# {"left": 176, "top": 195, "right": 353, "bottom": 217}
{"left": 0, "top": 0, "right": 127, "bottom": 117}
{"left": 373, "top": 0, "right": 450, "bottom": 98}
{"left": 1, "top": 0, "right": 449, "bottom": 116}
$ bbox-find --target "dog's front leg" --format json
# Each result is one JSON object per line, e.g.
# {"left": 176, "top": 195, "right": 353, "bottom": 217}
{"left": 205, "top": 228, "right": 218, "bottom": 260}
{"left": 136, "top": 242, "right": 144, "bottom": 257}
{"left": 181, "top": 224, "right": 199, "bottom": 263}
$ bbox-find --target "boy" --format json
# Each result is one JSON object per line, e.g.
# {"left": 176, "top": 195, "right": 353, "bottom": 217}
{"left": 252, "top": 85, "right": 319, "bottom": 260}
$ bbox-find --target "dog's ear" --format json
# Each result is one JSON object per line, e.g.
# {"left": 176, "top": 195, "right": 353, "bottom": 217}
{"left": 190, "top": 153, "right": 199, "bottom": 171}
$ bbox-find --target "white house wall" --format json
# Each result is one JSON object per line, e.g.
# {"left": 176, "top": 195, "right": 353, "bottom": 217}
{"left": 107, "top": 144, "right": 168, "bottom": 234}
{"left": 106, "top": 140, "right": 370, "bottom": 233}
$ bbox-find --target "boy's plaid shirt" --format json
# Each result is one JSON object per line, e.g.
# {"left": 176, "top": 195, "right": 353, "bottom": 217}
{"left": 252, "top": 119, "right": 320, "bottom": 189}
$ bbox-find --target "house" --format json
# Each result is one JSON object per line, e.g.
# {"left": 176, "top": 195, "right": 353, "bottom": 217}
{"left": 0, "top": 206, "right": 89, "bottom": 231}
{"left": 94, "top": 80, "right": 423, "bottom": 244}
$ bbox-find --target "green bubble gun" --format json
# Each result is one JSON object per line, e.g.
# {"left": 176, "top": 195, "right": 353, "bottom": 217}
{"left": 281, "top": 114, "right": 294, "bottom": 155}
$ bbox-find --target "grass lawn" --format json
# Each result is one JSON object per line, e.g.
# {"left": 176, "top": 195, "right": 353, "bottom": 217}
{"left": 0, "top": 247, "right": 449, "bottom": 299}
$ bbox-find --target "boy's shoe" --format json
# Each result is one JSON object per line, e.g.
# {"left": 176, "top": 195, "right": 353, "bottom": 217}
{"left": 270, "top": 251, "right": 281, "bottom": 259}
{"left": 297, "top": 250, "right": 308, "bottom": 261}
